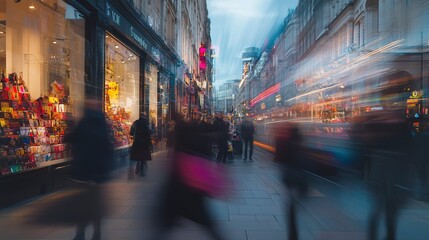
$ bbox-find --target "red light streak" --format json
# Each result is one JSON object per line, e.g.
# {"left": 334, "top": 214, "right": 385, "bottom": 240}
{"left": 250, "top": 83, "right": 280, "bottom": 107}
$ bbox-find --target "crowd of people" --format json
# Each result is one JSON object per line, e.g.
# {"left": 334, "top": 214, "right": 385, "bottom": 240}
{"left": 25, "top": 105, "right": 429, "bottom": 240}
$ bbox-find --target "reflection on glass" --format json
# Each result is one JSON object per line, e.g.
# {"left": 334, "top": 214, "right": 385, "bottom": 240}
{"left": 104, "top": 33, "right": 139, "bottom": 148}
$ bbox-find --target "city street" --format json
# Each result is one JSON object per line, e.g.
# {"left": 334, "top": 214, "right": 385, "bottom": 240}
{"left": 1, "top": 148, "right": 429, "bottom": 240}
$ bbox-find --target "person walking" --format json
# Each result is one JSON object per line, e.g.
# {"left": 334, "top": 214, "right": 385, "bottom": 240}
{"left": 364, "top": 110, "right": 413, "bottom": 240}
{"left": 240, "top": 117, "right": 254, "bottom": 161}
{"left": 166, "top": 119, "right": 176, "bottom": 150}
{"left": 68, "top": 99, "right": 115, "bottom": 240}
{"left": 129, "top": 112, "right": 152, "bottom": 178}
{"left": 274, "top": 123, "right": 308, "bottom": 240}
{"left": 153, "top": 117, "right": 227, "bottom": 240}
{"left": 213, "top": 112, "right": 228, "bottom": 164}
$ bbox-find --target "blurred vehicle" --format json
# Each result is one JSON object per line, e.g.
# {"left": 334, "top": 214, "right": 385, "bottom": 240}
{"left": 255, "top": 119, "right": 353, "bottom": 177}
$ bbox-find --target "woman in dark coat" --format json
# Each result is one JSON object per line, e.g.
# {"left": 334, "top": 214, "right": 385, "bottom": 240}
{"left": 129, "top": 112, "right": 152, "bottom": 177}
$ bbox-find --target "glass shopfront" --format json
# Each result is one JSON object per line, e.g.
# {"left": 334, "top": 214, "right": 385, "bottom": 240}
{"left": 144, "top": 63, "right": 158, "bottom": 132}
{"left": 104, "top": 33, "right": 139, "bottom": 148}
{"left": 0, "top": 0, "right": 85, "bottom": 176}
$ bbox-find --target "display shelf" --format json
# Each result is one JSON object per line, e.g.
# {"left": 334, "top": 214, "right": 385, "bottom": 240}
{"left": 0, "top": 78, "right": 72, "bottom": 176}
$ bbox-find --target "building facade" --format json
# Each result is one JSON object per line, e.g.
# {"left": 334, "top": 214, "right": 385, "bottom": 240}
{"left": 214, "top": 79, "right": 240, "bottom": 114}
{"left": 240, "top": 0, "right": 429, "bottom": 125}
{"left": 235, "top": 47, "right": 260, "bottom": 118}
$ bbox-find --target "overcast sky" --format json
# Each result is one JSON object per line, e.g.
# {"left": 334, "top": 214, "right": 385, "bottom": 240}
{"left": 207, "top": 0, "right": 299, "bottom": 85}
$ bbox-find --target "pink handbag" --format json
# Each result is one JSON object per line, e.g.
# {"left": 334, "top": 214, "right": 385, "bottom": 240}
{"left": 176, "top": 152, "right": 231, "bottom": 198}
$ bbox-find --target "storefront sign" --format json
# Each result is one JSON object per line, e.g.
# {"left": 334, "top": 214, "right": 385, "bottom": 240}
{"left": 410, "top": 90, "right": 422, "bottom": 99}
{"left": 106, "top": 1, "right": 162, "bottom": 65}
{"left": 106, "top": 2, "right": 120, "bottom": 25}
{"left": 130, "top": 26, "right": 148, "bottom": 50}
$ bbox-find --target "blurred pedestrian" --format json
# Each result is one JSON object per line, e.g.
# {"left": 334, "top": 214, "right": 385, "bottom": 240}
{"left": 411, "top": 127, "right": 429, "bottom": 201}
{"left": 166, "top": 119, "right": 176, "bottom": 150}
{"left": 365, "top": 110, "right": 413, "bottom": 240}
{"left": 274, "top": 123, "right": 308, "bottom": 240}
{"left": 240, "top": 117, "right": 254, "bottom": 161}
{"left": 153, "top": 116, "right": 228, "bottom": 240}
{"left": 129, "top": 112, "right": 152, "bottom": 178}
{"left": 213, "top": 112, "right": 228, "bottom": 164}
{"left": 68, "top": 99, "right": 115, "bottom": 240}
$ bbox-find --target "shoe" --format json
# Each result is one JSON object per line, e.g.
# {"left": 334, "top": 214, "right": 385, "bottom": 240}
{"left": 243, "top": 158, "right": 247, "bottom": 161}
{"left": 248, "top": 158, "right": 253, "bottom": 162}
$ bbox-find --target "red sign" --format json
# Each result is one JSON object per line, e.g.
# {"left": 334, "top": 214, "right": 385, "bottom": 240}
{"left": 199, "top": 44, "right": 207, "bottom": 70}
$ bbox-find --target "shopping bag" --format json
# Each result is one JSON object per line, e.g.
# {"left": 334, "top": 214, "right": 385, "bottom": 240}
{"left": 176, "top": 152, "right": 232, "bottom": 198}
{"left": 227, "top": 141, "right": 234, "bottom": 152}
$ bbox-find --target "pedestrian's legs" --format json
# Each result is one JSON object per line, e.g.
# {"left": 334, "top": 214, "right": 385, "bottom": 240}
{"left": 222, "top": 144, "right": 228, "bottom": 163}
{"left": 92, "top": 218, "right": 101, "bottom": 240}
{"left": 139, "top": 161, "right": 148, "bottom": 176}
{"left": 73, "top": 222, "right": 87, "bottom": 240}
{"left": 385, "top": 189, "right": 399, "bottom": 240}
{"left": 368, "top": 190, "right": 382, "bottom": 240}
{"left": 128, "top": 161, "right": 136, "bottom": 178}
{"left": 206, "top": 225, "right": 225, "bottom": 240}
{"left": 385, "top": 207, "right": 398, "bottom": 240}
{"left": 287, "top": 193, "right": 298, "bottom": 240}
{"left": 216, "top": 143, "right": 223, "bottom": 163}
{"left": 243, "top": 139, "right": 248, "bottom": 160}
{"left": 249, "top": 138, "right": 254, "bottom": 160}
{"left": 135, "top": 161, "right": 142, "bottom": 175}
{"left": 198, "top": 202, "right": 225, "bottom": 240}
{"left": 218, "top": 141, "right": 227, "bottom": 163}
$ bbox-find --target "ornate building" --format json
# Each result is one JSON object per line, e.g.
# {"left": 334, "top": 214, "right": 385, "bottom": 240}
{"left": 241, "top": 0, "right": 429, "bottom": 124}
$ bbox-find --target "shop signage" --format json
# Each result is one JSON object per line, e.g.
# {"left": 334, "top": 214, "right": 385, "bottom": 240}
{"left": 410, "top": 90, "right": 422, "bottom": 99}
{"left": 106, "top": 2, "right": 120, "bottom": 25}
{"left": 105, "top": 1, "right": 162, "bottom": 64}
{"left": 130, "top": 26, "right": 148, "bottom": 50}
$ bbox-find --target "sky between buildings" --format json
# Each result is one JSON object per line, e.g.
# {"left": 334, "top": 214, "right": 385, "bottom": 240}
{"left": 208, "top": 0, "right": 299, "bottom": 86}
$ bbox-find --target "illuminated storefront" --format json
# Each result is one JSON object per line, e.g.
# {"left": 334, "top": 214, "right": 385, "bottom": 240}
{"left": 105, "top": 34, "right": 139, "bottom": 148}
{"left": 0, "top": 0, "right": 182, "bottom": 208}
{"left": 0, "top": 0, "right": 85, "bottom": 176}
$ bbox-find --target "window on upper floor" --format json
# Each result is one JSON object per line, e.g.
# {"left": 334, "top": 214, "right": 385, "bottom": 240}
{"left": 354, "top": 19, "right": 365, "bottom": 48}
{"left": 166, "top": 8, "right": 176, "bottom": 48}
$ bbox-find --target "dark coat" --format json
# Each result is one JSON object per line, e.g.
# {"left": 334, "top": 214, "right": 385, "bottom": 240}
{"left": 213, "top": 117, "right": 229, "bottom": 144}
{"left": 69, "top": 109, "right": 114, "bottom": 183}
{"left": 130, "top": 117, "right": 152, "bottom": 161}
{"left": 240, "top": 119, "right": 254, "bottom": 140}
{"left": 274, "top": 125, "right": 308, "bottom": 196}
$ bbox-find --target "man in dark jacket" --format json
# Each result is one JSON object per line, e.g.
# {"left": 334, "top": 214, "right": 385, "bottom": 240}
{"left": 68, "top": 99, "right": 114, "bottom": 240}
{"left": 274, "top": 123, "right": 308, "bottom": 240}
{"left": 129, "top": 112, "right": 152, "bottom": 177}
{"left": 240, "top": 117, "right": 254, "bottom": 161}
{"left": 213, "top": 112, "right": 228, "bottom": 163}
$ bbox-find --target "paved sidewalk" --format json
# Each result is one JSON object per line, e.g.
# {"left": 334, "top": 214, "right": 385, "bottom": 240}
{"left": 1, "top": 149, "right": 429, "bottom": 240}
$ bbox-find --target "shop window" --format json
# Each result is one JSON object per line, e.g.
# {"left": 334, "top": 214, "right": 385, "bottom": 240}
{"left": 105, "top": 33, "right": 139, "bottom": 148}
{"left": 144, "top": 63, "right": 158, "bottom": 130}
{"left": 0, "top": 0, "right": 85, "bottom": 176}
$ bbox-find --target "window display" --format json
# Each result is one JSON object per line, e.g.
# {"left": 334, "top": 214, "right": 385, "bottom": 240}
{"left": 104, "top": 34, "right": 139, "bottom": 148}
{"left": 145, "top": 63, "right": 158, "bottom": 128}
{"left": 0, "top": 0, "right": 85, "bottom": 176}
